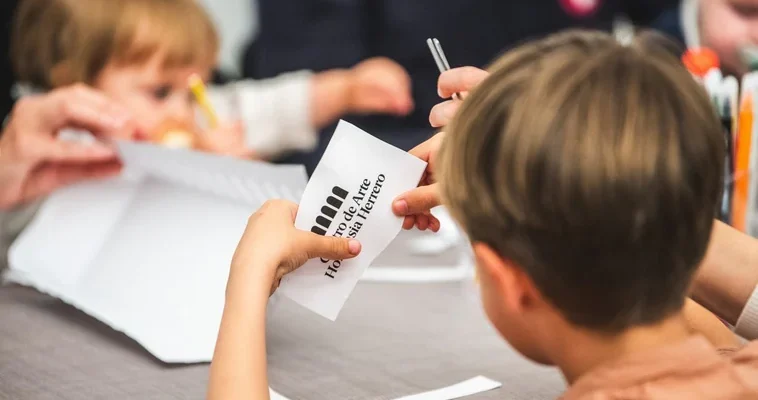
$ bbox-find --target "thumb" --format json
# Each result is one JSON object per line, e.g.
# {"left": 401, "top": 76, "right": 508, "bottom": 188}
{"left": 299, "top": 231, "right": 362, "bottom": 261}
{"left": 393, "top": 184, "right": 441, "bottom": 216}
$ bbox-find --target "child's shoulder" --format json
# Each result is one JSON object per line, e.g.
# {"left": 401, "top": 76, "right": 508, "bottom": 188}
{"left": 564, "top": 337, "right": 758, "bottom": 400}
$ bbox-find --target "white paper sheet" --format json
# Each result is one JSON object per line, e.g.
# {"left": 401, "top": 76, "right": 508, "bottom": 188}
{"left": 269, "top": 388, "right": 289, "bottom": 400}
{"left": 278, "top": 120, "right": 426, "bottom": 320}
{"left": 8, "top": 141, "right": 308, "bottom": 363}
{"left": 393, "top": 376, "right": 502, "bottom": 400}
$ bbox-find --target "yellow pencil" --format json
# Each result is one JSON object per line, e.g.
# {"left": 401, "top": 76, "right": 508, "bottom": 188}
{"left": 188, "top": 74, "right": 218, "bottom": 129}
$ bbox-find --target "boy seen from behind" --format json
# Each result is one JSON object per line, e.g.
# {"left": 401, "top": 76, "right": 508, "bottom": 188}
{"left": 211, "top": 30, "right": 758, "bottom": 399}
{"left": 439, "top": 30, "right": 758, "bottom": 398}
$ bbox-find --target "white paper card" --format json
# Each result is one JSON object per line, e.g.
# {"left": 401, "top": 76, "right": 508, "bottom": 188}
{"left": 8, "top": 140, "right": 308, "bottom": 363}
{"left": 279, "top": 121, "right": 426, "bottom": 320}
{"left": 393, "top": 376, "right": 502, "bottom": 400}
{"left": 269, "top": 388, "right": 290, "bottom": 400}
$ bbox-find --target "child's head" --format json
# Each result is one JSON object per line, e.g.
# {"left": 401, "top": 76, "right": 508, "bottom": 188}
{"left": 440, "top": 31, "right": 724, "bottom": 364}
{"left": 12, "top": 0, "right": 218, "bottom": 136}
{"left": 699, "top": 0, "right": 758, "bottom": 75}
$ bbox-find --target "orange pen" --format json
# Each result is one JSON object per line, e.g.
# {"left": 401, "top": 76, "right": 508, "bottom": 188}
{"left": 733, "top": 94, "right": 753, "bottom": 232}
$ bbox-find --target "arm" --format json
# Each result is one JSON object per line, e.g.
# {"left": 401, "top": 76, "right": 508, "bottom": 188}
{"left": 693, "top": 221, "right": 758, "bottom": 338}
{"left": 207, "top": 256, "right": 274, "bottom": 400}
{"left": 207, "top": 200, "right": 361, "bottom": 400}
{"left": 222, "top": 72, "right": 318, "bottom": 159}
{"left": 228, "top": 58, "right": 412, "bottom": 159}
{"left": 684, "top": 298, "right": 740, "bottom": 348}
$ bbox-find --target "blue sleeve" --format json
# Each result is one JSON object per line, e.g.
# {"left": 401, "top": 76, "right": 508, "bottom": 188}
{"left": 245, "top": 0, "right": 371, "bottom": 79}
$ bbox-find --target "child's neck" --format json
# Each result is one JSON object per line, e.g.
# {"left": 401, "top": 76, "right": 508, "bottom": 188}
{"left": 552, "top": 313, "right": 692, "bottom": 384}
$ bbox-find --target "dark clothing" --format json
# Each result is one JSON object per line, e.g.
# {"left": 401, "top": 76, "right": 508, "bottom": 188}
{"left": 245, "top": 0, "right": 679, "bottom": 172}
{"left": 0, "top": 0, "right": 18, "bottom": 125}
{"left": 651, "top": 5, "right": 686, "bottom": 46}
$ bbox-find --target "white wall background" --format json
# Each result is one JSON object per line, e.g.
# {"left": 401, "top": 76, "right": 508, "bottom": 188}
{"left": 198, "top": 0, "right": 259, "bottom": 77}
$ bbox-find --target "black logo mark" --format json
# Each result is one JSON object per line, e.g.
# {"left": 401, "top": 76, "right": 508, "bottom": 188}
{"left": 311, "top": 186, "right": 348, "bottom": 235}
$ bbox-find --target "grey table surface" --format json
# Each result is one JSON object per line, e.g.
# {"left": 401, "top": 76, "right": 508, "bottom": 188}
{"left": 0, "top": 226, "right": 563, "bottom": 399}
{"left": 0, "top": 280, "right": 565, "bottom": 400}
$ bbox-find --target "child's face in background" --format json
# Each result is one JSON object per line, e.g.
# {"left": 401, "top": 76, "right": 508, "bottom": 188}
{"left": 700, "top": 0, "right": 758, "bottom": 75}
{"left": 94, "top": 53, "right": 211, "bottom": 137}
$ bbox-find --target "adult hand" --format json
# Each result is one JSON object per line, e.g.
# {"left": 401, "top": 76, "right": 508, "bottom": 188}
{"left": 0, "top": 85, "right": 140, "bottom": 210}
{"left": 392, "top": 67, "right": 490, "bottom": 230}
{"left": 228, "top": 200, "right": 362, "bottom": 298}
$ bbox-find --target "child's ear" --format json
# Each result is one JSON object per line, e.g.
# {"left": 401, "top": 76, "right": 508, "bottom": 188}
{"left": 472, "top": 243, "right": 530, "bottom": 313}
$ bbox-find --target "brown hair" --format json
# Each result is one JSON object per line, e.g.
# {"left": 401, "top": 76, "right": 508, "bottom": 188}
{"left": 440, "top": 30, "right": 724, "bottom": 332}
{"left": 12, "top": 0, "right": 218, "bottom": 89}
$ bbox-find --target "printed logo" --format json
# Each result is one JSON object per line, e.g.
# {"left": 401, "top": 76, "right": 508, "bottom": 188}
{"left": 559, "top": 0, "right": 600, "bottom": 17}
{"left": 311, "top": 186, "right": 349, "bottom": 236}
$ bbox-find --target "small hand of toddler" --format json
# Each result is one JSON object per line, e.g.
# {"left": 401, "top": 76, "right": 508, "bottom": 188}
{"left": 199, "top": 121, "right": 255, "bottom": 159}
{"left": 346, "top": 57, "right": 414, "bottom": 116}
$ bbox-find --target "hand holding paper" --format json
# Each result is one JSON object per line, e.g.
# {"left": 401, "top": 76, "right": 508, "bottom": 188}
{"left": 228, "top": 199, "right": 361, "bottom": 297}
{"left": 279, "top": 121, "right": 427, "bottom": 320}
{"left": 393, "top": 132, "right": 445, "bottom": 232}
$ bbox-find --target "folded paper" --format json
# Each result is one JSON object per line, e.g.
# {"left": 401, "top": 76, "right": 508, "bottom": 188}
{"left": 8, "top": 139, "right": 307, "bottom": 363}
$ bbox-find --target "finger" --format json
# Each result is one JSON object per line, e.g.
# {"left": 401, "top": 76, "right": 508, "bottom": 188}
{"left": 438, "top": 67, "right": 489, "bottom": 99}
{"left": 402, "top": 216, "right": 416, "bottom": 230}
{"left": 42, "top": 138, "right": 117, "bottom": 163}
{"left": 393, "top": 184, "right": 441, "bottom": 216}
{"left": 408, "top": 132, "right": 444, "bottom": 161}
{"left": 35, "top": 87, "right": 135, "bottom": 138}
{"left": 367, "top": 81, "right": 413, "bottom": 116}
{"left": 300, "top": 231, "right": 362, "bottom": 261}
{"left": 20, "top": 161, "right": 122, "bottom": 202}
{"left": 429, "top": 101, "right": 461, "bottom": 128}
{"left": 428, "top": 216, "right": 441, "bottom": 232}
{"left": 416, "top": 214, "right": 430, "bottom": 231}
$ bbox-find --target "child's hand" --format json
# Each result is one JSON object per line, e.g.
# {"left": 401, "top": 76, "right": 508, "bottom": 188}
{"left": 228, "top": 200, "right": 362, "bottom": 297}
{"left": 346, "top": 57, "right": 414, "bottom": 116}
{"left": 199, "top": 121, "right": 255, "bottom": 159}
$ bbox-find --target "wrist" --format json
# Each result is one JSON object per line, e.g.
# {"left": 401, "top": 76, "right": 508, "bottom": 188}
{"left": 310, "top": 69, "right": 351, "bottom": 127}
{"left": 226, "top": 253, "right": 280, "bottom": 304}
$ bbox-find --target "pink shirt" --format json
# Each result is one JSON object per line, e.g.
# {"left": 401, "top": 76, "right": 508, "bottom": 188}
{"left": 563, "top": 336, "right": 758, "bottom": 399}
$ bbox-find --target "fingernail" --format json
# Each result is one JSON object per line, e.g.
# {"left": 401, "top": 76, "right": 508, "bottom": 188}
{"left": 393, "top": 200, "right": 408, "bottom": 215}
{"left": 348, "top": 240, "right": 362, "bottom": 255}
{"left": 437, "top": 87, "right": 444, "bottom": 98}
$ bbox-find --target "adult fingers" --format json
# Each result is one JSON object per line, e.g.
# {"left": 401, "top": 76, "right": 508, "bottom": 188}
{"left": 19, "top": 161, "right": 122, "bottom": 202}
{"left": 42, "top": 138, "right": 117, "bottom": 163}
{"left": 437, "top": 67, "right": 489, "bottom": 99}
{"left": 34, "top": 85, "right": 136, "bottom": 139}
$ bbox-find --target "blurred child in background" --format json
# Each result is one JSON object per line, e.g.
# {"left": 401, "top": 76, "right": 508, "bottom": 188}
{"left": 675, "top": 0, "right": 758, "bottom": 75}
{"left": 11, "top": 0, "right": 413, "bottom": 159}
